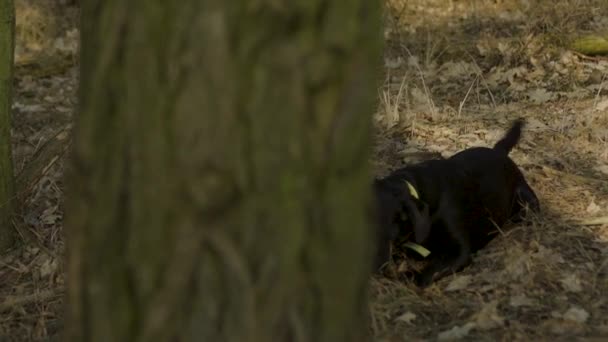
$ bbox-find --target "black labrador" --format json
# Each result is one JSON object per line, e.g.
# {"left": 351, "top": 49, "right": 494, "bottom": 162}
{"left": 373, "top": 119, "right": 539, "bottom": 287}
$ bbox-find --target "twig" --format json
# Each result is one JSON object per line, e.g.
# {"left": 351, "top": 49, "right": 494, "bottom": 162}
{"left": 592, "top": 72, "right": 607, "bottom": 110}
{"left": 465, "top": 51, "right": 497, "bottom": 108}
{"left": 578, "top": 217, "right": 608, "bottom": 226}
{"left": 534, "top": 164, "right": 608, "bottom": 185}
{"left": 458, "top": 75, "right": 478, "bottom": 117}
{"left": 571, "top": 50, "right": 608, "bottom": 62}
{"left": 402, "top": 46, "right": 437, "bottom": 118}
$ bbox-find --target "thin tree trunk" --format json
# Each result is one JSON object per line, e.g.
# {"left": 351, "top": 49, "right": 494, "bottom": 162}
{"left": 66, "top": 1, "right": 381, "bottom": 341}
{"left": 0, "top": 0, "right": 16, "bottom": 252}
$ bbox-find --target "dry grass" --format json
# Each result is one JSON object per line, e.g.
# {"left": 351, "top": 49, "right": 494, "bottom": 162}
{"left": 2, "top": 0, "right": 608, "bottom": 340}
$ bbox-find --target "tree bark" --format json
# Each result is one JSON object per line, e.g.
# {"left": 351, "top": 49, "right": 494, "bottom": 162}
{"left": 0, "top": 0, "right": 16, "bottom": 252}
{"left": 66, "top": 1, "right": 381, "bottom": 342}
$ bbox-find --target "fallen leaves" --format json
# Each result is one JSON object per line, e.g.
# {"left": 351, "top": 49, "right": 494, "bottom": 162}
{"left": 436, "top": 301, "right": 505, "bottom": 340}
{"left": 473, "top": 301, "right": 505, "bottom": 330}
{"left": 560, "top": 274, "right": 583, "bottom": 293}
{"left": 445, "top": 275, "right": 471, "bottom": 292}
{"left": 394, "top": 311, "right": 417, "bottom": 324}
{"left": 563, "top": 307, "right": 590, "bottom": 324}
{"left": 438, "top": 322, "right": 476, "bottom": 341}
{"left": 527, "top": 88, "right": 555, "bottom": 104}
{"left": 509, "top": 294, "right": 536, "bottom": 308}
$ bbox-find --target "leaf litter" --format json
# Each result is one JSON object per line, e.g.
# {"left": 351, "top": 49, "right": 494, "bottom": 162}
{"left": 1, "top": 0, "right": 76, "bottom": 340}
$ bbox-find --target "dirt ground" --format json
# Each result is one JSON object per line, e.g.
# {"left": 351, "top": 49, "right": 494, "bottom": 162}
{"left": 1, "top": 0, "right": 608, "bottom": 341}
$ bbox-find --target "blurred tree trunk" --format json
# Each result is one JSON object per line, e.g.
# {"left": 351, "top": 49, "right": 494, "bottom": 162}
{"left": 66, "top": 1, "right": 381, "bottom": 342}
{"left": 0, "top": 0, "right": 16, "bottom": 252}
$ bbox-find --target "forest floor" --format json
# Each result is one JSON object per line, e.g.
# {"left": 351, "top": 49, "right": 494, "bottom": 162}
{"left": 371, "top": 0, "right": 608, "bottom": 341}
{"left": 1, "top": 0, "right": 608, "bottom": 341}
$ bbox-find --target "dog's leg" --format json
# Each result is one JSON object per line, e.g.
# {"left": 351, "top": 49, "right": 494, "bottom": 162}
{"left": 511, "top": 180, "right": 540, "bottom": 223}
{"left": 415, "top": 194, "right": 473, "bottom": 287}
{"left": 416, "top": 253, "right": 473, "bottom": 287}
{"left": 516, "top": 183, "right": 539, "bottom": 212}
{"left": 416, "top": 246, "right": 472, "bottom": 287}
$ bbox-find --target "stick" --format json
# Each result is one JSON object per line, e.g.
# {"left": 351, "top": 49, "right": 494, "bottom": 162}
{"left": 579, "top": 217, "right": 608, "bottom": 226}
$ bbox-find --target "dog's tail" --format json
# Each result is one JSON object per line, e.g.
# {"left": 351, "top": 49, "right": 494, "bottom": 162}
{"left": 493, "top": 119, "right": 525, "bottom": 154}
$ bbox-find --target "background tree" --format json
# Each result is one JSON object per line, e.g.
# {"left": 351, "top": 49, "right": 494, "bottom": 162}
{"left": 66, "top": 1, "right": 382, "bottom": 341}
{"left": 0, "top": 0, "right": 16, "bottom": 252}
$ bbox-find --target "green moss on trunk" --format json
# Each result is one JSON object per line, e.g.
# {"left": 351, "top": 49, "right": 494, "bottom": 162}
{"left": 67, "top": 1, "right": 382, "bottom": 341}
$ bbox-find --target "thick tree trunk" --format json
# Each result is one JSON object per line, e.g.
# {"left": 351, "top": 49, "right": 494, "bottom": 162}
{"left": 66, "top": 1, "right": 381, "bottom": 341}
{"left": 0, "top": 0, "right": 16, "bottom": 252}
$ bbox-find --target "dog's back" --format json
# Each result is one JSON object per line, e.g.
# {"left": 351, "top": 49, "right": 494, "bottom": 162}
{"left": 449, "top": 119, "right": 525, "bottom": 170}
{"left": 447, "top": 119, "right": 539, "bottom": 243}
{"left": 372, "top": 119, "right": 539, "bottom": 284}
{"left": 450, "top": 119, "right": 524, "bottom": 161}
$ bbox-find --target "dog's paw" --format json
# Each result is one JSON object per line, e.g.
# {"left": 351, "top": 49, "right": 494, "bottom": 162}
{"left": 398, "top": 270, "right": 418, "bottom": 283}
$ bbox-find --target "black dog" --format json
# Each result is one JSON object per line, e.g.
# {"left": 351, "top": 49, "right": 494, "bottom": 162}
{"left": 373, "top": 119, "right": 539, "bottom": 287}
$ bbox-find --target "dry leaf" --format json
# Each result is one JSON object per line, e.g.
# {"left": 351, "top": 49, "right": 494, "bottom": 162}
{"left": 560, "top": 274, "right": 583, "bottom": 293}
{"left": 595, "top": 98, "right": 608, "bottom": 111}
{"left": 39, "top": 256, "right": 59, "bottom": 278}
{"left": 445, "top": 275, "right": 471, "bottom": 292}
{"left": 438, "top": 322, "right": 475, "bottom": 341}
{"left": 543, "top": 318, "right": 585, "bottom": 335}
{"left": 407, "top": 55, "right": 420, "bottom": 68}
{"left": 509, "top": 294, "right": 535, "bottom": 307}
{"left": 533, "top": 246, "right": 565, "bottom": 264}
{"left": 41, "top": 205, "right": 61, "bottom": 225}
{"left": 395, "top": 311, "right": 417, "bottom": 324}
{"left": 527, "top": 88, "right": 554, "bottom": 104}
{"left": 586, "top": 200, "right": 601, "bottom": 214}
{"left": 563, "top": 307, "right": 589, "bottom": 323}
{"left": 595, "top": 164, "right": 608, "bottom": 175}
{"left": 503, "top": 247, "right": 530, "bottom": 279}
{"left": 14, "top": 102, "right": 44, "bottom": 113}
{"left": 525, "top": 117, "right": 548, "bottom": 131}
{"left": 473, "top": 300, "right": 504, "bottom": 330}
{"left": 385, "top": 56, "right": 403, "bottom": 69}
{"left": 411, "top": 88, "right": 430, "bottom": 108}
{"left": 438, "top": 61, "right": 476, "bottom": 83}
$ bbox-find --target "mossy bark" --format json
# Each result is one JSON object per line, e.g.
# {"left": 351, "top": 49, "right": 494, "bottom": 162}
{"left": 66, "top": 1, "right": 381, "bottom": 342}
{"left": 0, "top": 0, "right": 16, "bottom": 252}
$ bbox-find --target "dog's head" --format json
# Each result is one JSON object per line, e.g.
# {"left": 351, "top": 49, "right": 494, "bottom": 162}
{"left": 372, "top": 178, "right": 431, "bottom": 269}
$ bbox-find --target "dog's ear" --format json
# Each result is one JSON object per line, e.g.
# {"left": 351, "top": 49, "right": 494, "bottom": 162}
{"left": 402, "top": 194, "right": 431, "bottom": 244}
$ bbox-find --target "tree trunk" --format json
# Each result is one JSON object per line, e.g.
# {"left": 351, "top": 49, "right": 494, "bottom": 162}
{"left": 66, "top": 1, "right": 381, "bottom": 341}
{"left": 0, "top": 0, "right": 16, "bottom": 252}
